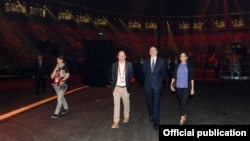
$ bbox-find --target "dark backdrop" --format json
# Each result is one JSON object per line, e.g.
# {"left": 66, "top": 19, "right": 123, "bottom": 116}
{"left": 83, "top": 40, "right": 116, "bottom": 87}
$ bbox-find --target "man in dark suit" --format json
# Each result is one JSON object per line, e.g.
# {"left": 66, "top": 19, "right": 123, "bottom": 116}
{"left": 111, "top": 50, "right": 134, "bottom": 129}
{"left": 201, "top": 57, "right": 208, "bottom": 80}
{"left": 137, "top": 57, "right": 145, "bottom": 87}
{"left": 143, "top": 46, "right": 167, "bottom": 130}
{"left": 166, "top": 57, "right": 175, "bottom": 84}
{"left": 213, "top": 58, "right": 220, "bottom": 79}
{"left": 32, "top": 54, "right": 49, "bottom": 95}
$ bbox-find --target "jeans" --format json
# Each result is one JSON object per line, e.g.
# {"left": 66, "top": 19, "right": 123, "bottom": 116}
{"left": 52, "top": 84, "right": 68, "bottom": 115}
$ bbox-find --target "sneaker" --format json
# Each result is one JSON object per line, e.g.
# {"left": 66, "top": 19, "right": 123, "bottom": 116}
{"left": 61, "top": 109, "right": 69, "bottom": 115}
{"left": 111, "top": 122, "right": 119, "bottom": 128}
{"left": 123, "top": 117, "right": 129, "bottom": 123}
{"left": 51, "top": 114, "right": 59, "bottom": 119}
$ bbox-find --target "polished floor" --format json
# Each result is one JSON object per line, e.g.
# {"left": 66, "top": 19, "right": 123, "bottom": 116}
{"left": 0, "top": 73, "right": 250, "bottom": 141}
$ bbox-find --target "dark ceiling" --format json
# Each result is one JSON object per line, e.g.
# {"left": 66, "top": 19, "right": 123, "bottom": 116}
{"left": 54, "top": 0, "right": 250, "bottom": 16}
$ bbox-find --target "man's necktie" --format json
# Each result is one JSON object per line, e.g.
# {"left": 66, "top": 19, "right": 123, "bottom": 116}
{"left": 151, "top": 59, "right": 155, "bottom": 73}
{"left": 38, "top": 61, "right": 41, "bottom": 69}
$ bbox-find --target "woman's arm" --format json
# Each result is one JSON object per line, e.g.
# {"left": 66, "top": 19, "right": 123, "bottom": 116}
{"left": 190, "top": 79, "right": 195, "bottom": 95}
{"left": 50, "top": 66, "right": 58, "bottom": 79}
{"left": 61, "top": 73, "right": 70, "bottom": 82}
{"left": 170, "top": 78, "right": 176, "bottom": 92}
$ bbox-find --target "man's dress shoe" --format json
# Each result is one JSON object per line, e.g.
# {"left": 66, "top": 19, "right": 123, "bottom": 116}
{"left": 153, "top": 123, "right": 159, "bottom": 130}
{"left": 149, "top": 116, "right": 154, "bottom": 123}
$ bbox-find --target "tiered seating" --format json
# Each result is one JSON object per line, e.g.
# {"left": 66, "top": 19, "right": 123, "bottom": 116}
{"left": 26, "top": 22, "right": 52, "bottom": 42}
{"left": 0, "top": 15, "right": 249, "bottom": 69}
{"left": 51, "top": 25, "right": 84, "bottom": 51}
{"left": 0, "top": 21, "right": 33, "bottom": 63}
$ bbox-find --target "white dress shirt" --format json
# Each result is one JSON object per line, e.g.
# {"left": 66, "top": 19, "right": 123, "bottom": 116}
{"left": 116, "top": 62, "right": 126, "bottom": 86}
{"left": 151, "top": 56, "right": 157, "bottom": 69}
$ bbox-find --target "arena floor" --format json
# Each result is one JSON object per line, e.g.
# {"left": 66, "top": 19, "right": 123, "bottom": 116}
{"left": 0, "top": 73, "right": 250, "bottom": 141}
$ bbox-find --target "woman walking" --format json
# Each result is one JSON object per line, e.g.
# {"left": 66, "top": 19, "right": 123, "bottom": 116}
{"left": 170, "top": 52, "right": 195, "bottom": 125}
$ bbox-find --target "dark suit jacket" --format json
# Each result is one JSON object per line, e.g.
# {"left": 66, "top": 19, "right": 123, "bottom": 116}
{"left": 168, "top": 60, "right": 175, "bottom": 73}
{"left": 111, "top": 61, "right": 134, "bottom": 93}
{"left": 33, "top": 59, "right": 49, "bottom": 79}
{"left": 143, "top": 56, "right": 167, "bottom": 94}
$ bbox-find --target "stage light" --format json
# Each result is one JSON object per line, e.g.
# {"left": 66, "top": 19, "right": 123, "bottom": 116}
{"left": 128, "top": 20, "right": 141, "bottom": 29}
{"left": 232, "top": 19, "right": 244, "bottom": 28}
{"left": 193, "top": 21, "right": 204, "bottom": 30}
{"left": 94, "top": 17, "right": 107, "bottom": 26}
{"left": 178, "top": 21, "right": 190, "bottom": 30}
{"left": 76, "top": 15, "right": 90, "bottom": 23}
{"left": 145, "top": 21, "right": 157, "bottom": 29}
{"left": 58, "top": 11, "right": 72, "bottom": 21}
{"left": 214, "top": 20, "right": 226, "bottom": 29}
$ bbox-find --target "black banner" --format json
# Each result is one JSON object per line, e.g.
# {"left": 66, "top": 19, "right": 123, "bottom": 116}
{"left": 159, "top": 125, "right": 250, "bottom": 140}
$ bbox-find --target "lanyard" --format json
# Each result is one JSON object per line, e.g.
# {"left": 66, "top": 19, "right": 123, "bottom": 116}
{"left": 54, "top": 68, "right": 61, "bottom": 85}
{"left": 118, "top": 62, "right": 126, "bottom": 82}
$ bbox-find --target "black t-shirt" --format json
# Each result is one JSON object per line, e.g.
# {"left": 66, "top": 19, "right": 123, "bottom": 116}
{"left": 61, "top": 65, "right": 70, "bottom": 83}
